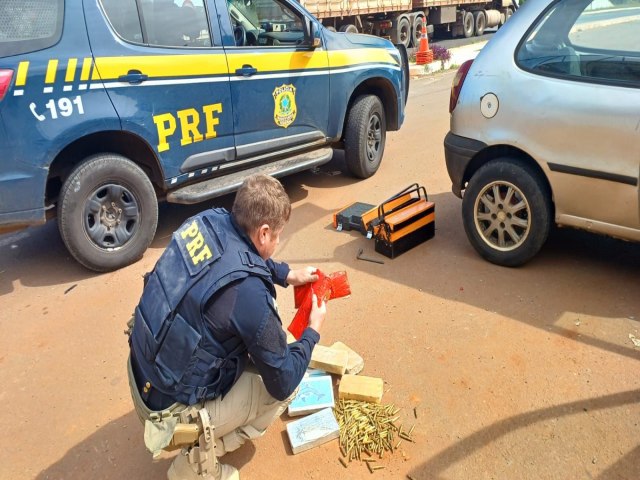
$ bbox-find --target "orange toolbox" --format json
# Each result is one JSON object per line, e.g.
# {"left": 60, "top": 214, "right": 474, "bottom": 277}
{"left": 333, "top": 184, "right": 435, "bottom": 258}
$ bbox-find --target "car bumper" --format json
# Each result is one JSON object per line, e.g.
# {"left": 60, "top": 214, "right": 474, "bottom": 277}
{"left": 443, "top": 132, "right": 486, "bottom": 198}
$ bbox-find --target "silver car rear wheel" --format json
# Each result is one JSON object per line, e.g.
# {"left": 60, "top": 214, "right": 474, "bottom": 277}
{"left": 473, "top": 180, "right": 531, "bottom": 251}
{"left": 462, "top": 159, "right": 552, "bottom": 267}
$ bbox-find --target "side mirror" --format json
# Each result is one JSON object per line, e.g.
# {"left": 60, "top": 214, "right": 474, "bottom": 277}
{"left": 308, "top": 21, "right": 322, "bottom": 48}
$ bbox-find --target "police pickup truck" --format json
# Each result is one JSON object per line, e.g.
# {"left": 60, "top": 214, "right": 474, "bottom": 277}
{"left": 0, "top": 0, "right": 408, "bottom": 271}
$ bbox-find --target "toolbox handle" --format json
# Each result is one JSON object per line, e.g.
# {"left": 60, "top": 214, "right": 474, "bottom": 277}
{"left": 376, "top": 183, "right": 428, "bottom": 224}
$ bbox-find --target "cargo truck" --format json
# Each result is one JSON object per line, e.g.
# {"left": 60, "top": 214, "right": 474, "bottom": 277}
{"left": 299, "top": 0, "right": 517, "bottom": 46}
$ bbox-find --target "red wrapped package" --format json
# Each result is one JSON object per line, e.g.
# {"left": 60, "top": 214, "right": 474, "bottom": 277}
{"left": 288, "top": 270, "right": 351, "bottom": 340}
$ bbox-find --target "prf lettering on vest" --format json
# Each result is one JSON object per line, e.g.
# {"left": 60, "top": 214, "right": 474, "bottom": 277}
{"left": 153, "top": 103, "right": 223, "bottom": 153}
{"left": 180, "top": 220, "right": 213, "bottom": 266}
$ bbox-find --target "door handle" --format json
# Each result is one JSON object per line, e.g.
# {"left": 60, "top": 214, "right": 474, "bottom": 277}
{"left": 235, "top": 64, "right": 257, "bottom": 77}
{"left": 118, "top": 70, "right": 148, "bottom": 84}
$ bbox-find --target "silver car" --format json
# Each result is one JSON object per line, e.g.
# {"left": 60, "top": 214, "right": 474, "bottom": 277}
{"left": 444, "top": 0, "right": 640, "bottom": 266}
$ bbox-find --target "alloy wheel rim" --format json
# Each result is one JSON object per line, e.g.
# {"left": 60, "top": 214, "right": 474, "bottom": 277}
{"left": 473, "top": 180, "right": 531, "bottom": 251}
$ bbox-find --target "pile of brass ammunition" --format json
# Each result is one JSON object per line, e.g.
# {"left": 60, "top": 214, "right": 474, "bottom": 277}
{"left": 335, "top": 399, "right": 416, "bottom": 472}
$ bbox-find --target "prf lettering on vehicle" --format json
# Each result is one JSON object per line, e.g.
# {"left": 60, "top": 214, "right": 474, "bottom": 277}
{"left": 153, "top": 103, "right": 223, "bottom": 153}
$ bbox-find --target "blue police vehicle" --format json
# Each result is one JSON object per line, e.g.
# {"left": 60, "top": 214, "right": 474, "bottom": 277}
{"left": 0, "top": 0, "right": 409, "bottom": 271}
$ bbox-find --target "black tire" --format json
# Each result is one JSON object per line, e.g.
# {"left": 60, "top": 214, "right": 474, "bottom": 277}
{"left": 339, "top": 24, "right": 358, "bottom": 34}
{"left": 395, "top": 42, "right": 410, "bottom": 105}
{"left": 462, "top": 11, "right": 474, "bottom": 38}
{"left": 344, "top": 95, "right": 386, "bottom": 179}
{"left": 473, "top": 10, "right": 486, "bottom": 36}
{"left": 412, "top": 15, "right": 425, "bottom": 48}
{"left": 58, "top": 153, "right": 158, "bottom": 272}
{"left": 391, "top": 16, "right": 411, "bottom": 48}
{"left": 461, "top": 159, "right": 552, "bottom": 267}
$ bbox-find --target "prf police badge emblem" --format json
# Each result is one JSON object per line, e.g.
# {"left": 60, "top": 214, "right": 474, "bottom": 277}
{"left": 273, "top": 84, "right": 297, "bottom": 128}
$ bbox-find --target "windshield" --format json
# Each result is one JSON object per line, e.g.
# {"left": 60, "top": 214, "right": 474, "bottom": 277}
{"left": 228, "top": 0, "right": 260, "bottom": 29}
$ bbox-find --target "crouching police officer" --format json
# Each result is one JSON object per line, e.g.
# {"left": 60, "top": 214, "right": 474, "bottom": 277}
{"left": 127, "top": 174, "right": 327, "bottom": 479}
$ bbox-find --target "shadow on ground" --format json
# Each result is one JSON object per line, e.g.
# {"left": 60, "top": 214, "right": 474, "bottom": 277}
{"left": 408, "top": 389, "right": 640, "bottom": 480}
{"left": 35, "top": 410, "right": 258, "bottom": 480}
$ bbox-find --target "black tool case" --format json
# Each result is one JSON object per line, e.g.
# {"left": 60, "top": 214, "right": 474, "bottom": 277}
{"left": 371, "top": 184, "right": 435, "bottom": 259}
{"left": 332, "top": 202, "right": 375, "bottom": 235}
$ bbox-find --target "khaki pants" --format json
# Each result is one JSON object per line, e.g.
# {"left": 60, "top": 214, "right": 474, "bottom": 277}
{"left": 204, "top": 366, "right": 295, "bottom": 455}
{"left": 128, "top": 357, "right": 295, "bottom": 457}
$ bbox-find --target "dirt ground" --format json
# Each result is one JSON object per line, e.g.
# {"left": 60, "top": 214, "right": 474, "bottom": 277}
{"left": 1, "top": 72, "right": 639, "bottom": 480}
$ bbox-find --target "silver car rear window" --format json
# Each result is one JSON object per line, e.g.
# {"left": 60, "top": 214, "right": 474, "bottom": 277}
{"left": 516, "top": 0, "right": 640, "bottom": 87}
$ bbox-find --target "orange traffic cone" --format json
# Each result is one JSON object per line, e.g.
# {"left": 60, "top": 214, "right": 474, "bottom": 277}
{"left": 415, "top": 25, "right": 434, "bottom": 65}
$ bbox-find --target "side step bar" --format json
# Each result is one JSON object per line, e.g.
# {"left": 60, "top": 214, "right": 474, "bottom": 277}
{"left": 166, "top": 147, "right": 334, "bottom": 205}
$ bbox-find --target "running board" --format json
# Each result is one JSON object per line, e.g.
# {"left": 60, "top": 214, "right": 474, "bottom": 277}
{"left": 166, "top": 147, "right": 334, "bottom": 205}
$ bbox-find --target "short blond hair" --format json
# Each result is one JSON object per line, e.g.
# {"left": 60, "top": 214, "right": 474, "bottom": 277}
{"left": 232, "top": 174, "right": 291, "bottom": 235}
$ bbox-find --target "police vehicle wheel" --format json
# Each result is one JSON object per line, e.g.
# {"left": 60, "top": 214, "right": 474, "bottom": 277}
{"left": 58, "top": 154, "right": 158, "bottom": 272}
{"left": 461, "top": 159, "right": 552, "bottom": 267}
{"left": 344, "top": 95, "right": 386, "bottom": 179}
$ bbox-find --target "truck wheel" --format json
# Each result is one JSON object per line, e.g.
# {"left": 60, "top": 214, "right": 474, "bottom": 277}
{"left": 462, "top": 11, "right": 474, "bottom": 38}
{"left": 339, "top": 24, "right": 358, "bottom": 34}
{"left": 461, "top": 159, "right": 552, "bottom": 267}
{"left": 344, "top": 95, "right": 386, "bottom": 179}
{"left": 473, "top": 10, "right": 486, "bottom": 36}
{"left": 412, "top": 16, "right": 425, "bottom": 48}
{"left": 391, "top": 17, "right": 411, "bottom": 48}
{"left": 58, "top": 153, "right": 158, "bottom": 272}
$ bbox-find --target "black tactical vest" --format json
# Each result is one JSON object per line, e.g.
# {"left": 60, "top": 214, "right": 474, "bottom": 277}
{"left": 129, "top": 208, "right": 274, "bottom": 406}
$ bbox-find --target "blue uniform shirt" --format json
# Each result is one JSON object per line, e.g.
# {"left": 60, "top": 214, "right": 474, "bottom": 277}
{"left": 203, "top": 219, "right": 320, "bottom": 401}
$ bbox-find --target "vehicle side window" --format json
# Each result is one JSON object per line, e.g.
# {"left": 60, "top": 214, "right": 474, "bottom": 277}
{"left": 227, "top": 0, "right": 306, "bottom": 47}
{"left": 100, "top": 0, "right": 212, "bottom": 47}
{"left": 101, "top": 0, "right": 144, "bottom": 43}
{"left": 516, "top": 0, "right": 640, "bottom": 87}
{"left": 0, "top": 0, "right": 64, "bottom": 57}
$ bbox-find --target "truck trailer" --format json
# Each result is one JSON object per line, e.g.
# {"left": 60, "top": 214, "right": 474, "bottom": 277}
{"left": 299, "top": 0, "right": 517, "bottom": 46}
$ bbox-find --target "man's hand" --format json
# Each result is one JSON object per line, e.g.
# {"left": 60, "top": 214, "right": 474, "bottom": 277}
{"left": 286, "top": 266, "right": 319, "bottom": 286}
{"left": 308, "top": 292, "right": 327, "bottom": 333}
